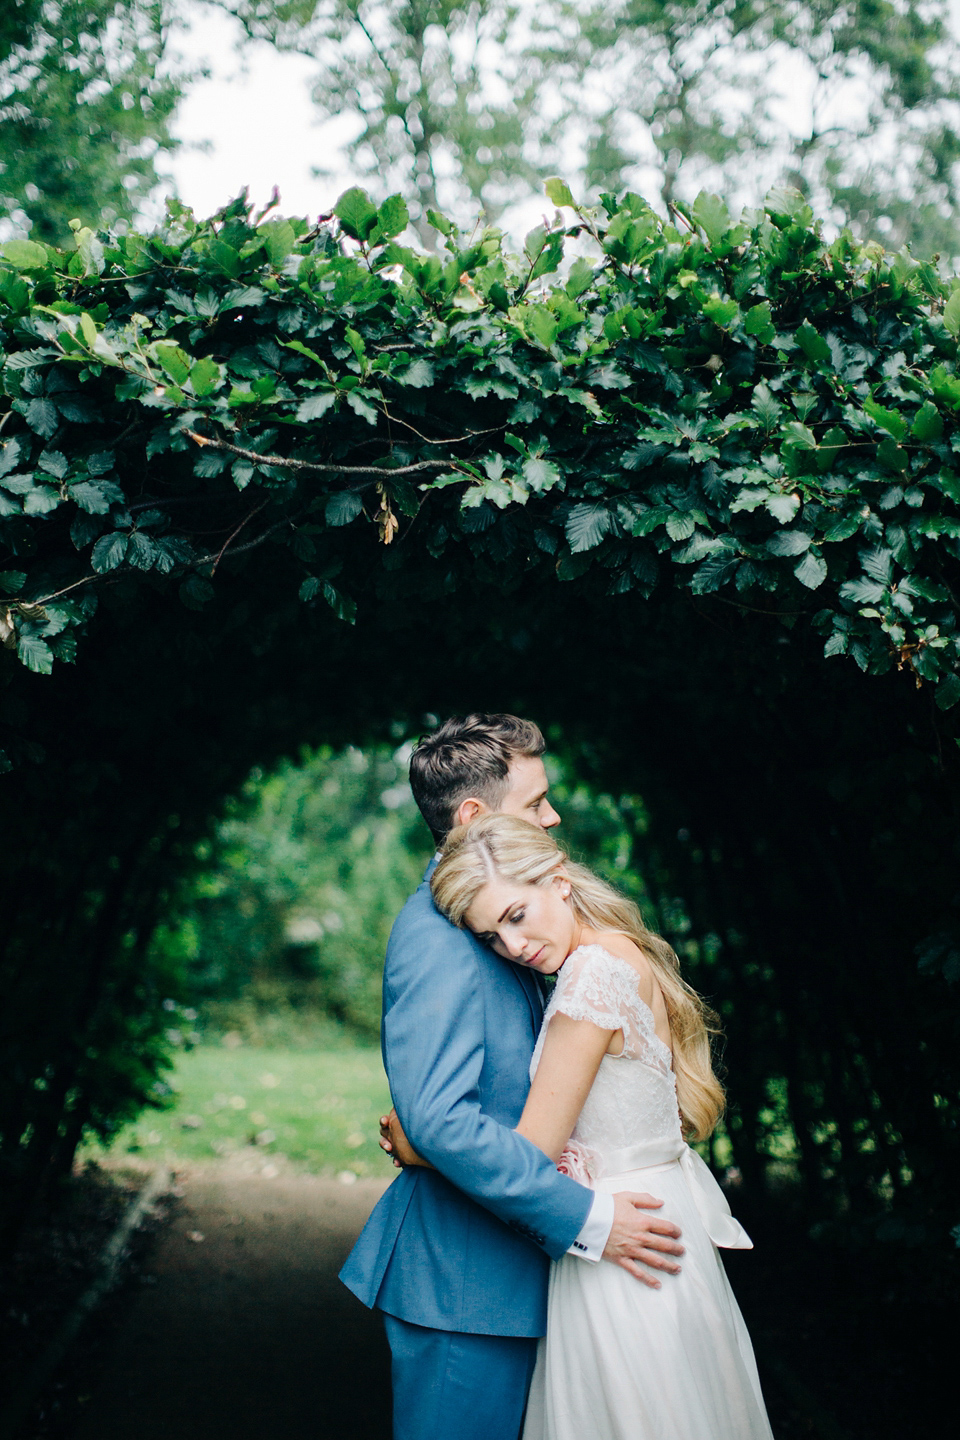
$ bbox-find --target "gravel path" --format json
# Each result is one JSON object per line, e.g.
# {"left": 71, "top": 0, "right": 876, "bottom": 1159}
{"left": 70, "top": 1161, "right": 392, "bottom": 1440}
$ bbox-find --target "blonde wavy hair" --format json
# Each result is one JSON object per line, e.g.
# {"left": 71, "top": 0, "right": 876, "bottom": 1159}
{"left": 431, "top": 814, "right": 725, "bottom": 1142}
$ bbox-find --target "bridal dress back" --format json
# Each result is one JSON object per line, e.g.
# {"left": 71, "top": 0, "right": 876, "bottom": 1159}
{"left": 522, "top": 945, "right": 774, "bottom": 1440}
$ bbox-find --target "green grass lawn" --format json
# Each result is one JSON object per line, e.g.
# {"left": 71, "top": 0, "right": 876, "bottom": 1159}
{"left": 92, "top": 1040, "right": 394, "bottom": 1179}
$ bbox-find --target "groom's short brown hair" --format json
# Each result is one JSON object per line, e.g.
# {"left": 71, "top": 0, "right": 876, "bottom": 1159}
{"left": 410, "top": 713, "right": 546, "bottom": 842}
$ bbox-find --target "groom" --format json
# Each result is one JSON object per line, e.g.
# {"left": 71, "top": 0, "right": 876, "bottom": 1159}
{"left": 339, "top": 714, "right": 683, "bottom": 1439}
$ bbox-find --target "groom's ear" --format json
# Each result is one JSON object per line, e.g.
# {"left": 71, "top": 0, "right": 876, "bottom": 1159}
{"left": 455, "top": 796, "right": 488, "bottom": 828}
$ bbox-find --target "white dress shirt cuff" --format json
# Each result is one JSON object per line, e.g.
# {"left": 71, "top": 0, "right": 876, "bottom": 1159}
{"left": 566, "top": 1191, "right": 614, "bottom": 1262}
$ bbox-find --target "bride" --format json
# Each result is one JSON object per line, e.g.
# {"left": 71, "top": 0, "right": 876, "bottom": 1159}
{"left": 414, "top": 813, "right": 774, "bottom": 1440}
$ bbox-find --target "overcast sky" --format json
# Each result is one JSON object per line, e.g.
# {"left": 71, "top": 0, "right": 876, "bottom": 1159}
{"left": 162, "top": 5, "right": 358, "bottom": 227}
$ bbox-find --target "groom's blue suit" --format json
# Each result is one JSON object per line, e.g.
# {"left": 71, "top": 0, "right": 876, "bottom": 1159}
{"left": 339, "top": 863, "right": 593, "bottom": 1437}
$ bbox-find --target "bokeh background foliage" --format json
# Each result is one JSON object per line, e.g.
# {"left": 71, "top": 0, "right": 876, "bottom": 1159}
{"left": 0, "top": 180, "right": 957, "bottom": 1337}
{"left": 154, "top": 745, "right": 431, "bottom": 1040}
{"left": 0, "top": 1, "right": 181, "bottom": 247}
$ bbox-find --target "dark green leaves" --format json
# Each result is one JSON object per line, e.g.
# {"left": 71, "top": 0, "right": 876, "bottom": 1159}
{"left": 566, "top": 503, "right": 615, "bottom": 553}
{"left": 864, "top": 397, "right": 907, "bottom": 441}
{"left": 1, "top": 182, "right": 959, "bottom": 701}
{"left": 17, "top": 634, "right": 53, "bottom": 673}
{"left": 323, "top": 582, "right": 357, "bottom": 624}
{"left": 296, "top": 392, "right": 337, "bottom": 422}
{"left": 795, "top": 321, "right": 831, "bottom": 367}
{"left": 70, "top": 481, "right": 114, "bottom": 514}
{"left": 665, "top": 512, "right": 696, "bottom": 542}
{"left": 935, "top": 672, "right": 960, "bottom": 710}
{"left": 795, "top": 551, "right": 828, "bottom": 589}
{"left": 767, "top": 528, "right": 812, "bottom": 556}
{"left": 326, "top": 492, "right": 363, "bottom": 526}
{"left": 91, "top": 532, "right": 129, "bottom": 572}
{"left": 0, "top": 437, "right": 24, "bottom": 476}
{"left": 179, "top": 574, "right": 215, "bottom": 610}
{"left": 691, "top": 551, "right": 739, "bottom": 593}
{"left": 25, "top": 398, "right": 58, "bottom": 438}
{"left": 911, "top": 401, "right": 943, "bottom": 441}
{"left": 751, "top": 383, "right": 781, "bottom": 428}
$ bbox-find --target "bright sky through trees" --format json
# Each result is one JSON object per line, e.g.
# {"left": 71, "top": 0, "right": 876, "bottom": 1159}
{"left": 162, "top": 2, "right": 557, "bottom": 240}
{"left": 162, "top": 1, "right": 960, "bottom": 245}
{"left": 161, "top": 5, "right": 352, "bottom": 229}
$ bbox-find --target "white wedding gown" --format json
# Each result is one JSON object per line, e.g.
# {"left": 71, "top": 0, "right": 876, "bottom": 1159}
{"left": 522, "top": 945, "right": 774, "bottom": 1440}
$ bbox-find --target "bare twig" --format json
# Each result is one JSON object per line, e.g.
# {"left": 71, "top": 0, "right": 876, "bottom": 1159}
{"left": 211, "top": 501, "right": 268, "bottom": 575}
{"left": 184, "top": 430, "right": 465, "bottom": 480}
{"left": 34, "top": 573, "right": 104, "bottom": 605}
{"left": 376, "top": 408, "right": 503, "bottom": 447}
{"left": 191, "top": 517, "right": 301, "bottom": 567}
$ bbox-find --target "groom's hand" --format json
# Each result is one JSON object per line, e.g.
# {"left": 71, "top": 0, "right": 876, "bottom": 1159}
{"left": 603, "top": 1192, "right": 684, "bottom": 1289}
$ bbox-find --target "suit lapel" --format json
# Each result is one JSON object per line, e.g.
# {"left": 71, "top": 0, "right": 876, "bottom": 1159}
{"left": 511, "top": 960, "right": 544, "bottom": 1035}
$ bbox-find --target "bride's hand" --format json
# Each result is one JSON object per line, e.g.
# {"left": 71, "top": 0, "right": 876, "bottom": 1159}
{"left": 379, "top": 1107, "right": 433, "bottom": 1169}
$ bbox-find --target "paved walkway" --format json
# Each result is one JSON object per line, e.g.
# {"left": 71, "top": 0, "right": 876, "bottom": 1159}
{"left": 71, "top": 1163, "right": 393, "bottom": 1440}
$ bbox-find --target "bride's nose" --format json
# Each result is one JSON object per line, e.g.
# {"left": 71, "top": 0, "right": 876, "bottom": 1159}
{"left": 502, "top": 932, "right": 527, "bottom": 959}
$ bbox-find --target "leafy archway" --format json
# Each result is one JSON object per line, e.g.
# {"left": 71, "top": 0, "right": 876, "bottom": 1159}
{"left": 1, "top": 184, "right": 958, "bottom": 1249}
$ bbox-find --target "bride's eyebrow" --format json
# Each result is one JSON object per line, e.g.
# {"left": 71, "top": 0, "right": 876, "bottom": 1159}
{"left": 497, "top": 900, "right": 522, "bottom": 923}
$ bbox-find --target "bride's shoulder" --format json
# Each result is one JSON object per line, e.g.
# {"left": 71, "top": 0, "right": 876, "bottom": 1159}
{"left": 572, "top": 933, "right": 656, "bottom": 996}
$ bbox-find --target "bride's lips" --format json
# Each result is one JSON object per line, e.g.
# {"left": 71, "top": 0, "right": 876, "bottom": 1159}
{"left": 525, "top": 946, "right": 545, "bottom": 966}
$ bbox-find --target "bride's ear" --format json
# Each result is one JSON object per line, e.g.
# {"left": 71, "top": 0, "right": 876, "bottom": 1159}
{"left": 554, "top": 870, "right": 572, "bottom": 900}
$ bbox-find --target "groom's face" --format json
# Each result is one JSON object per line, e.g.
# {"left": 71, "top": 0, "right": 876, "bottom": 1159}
{"left": 496, "top": 755, "right": 561, "bottom": 831}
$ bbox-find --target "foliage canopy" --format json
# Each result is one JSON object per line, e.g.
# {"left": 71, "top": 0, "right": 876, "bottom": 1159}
{"left": 2, "top": 179, "right": 960, "bottom": 1266}
{"left": 1, "top": 180, "right": 960, "bottom": 732}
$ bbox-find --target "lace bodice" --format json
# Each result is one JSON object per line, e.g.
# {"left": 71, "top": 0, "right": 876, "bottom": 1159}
{"left": 530, "top": 944, "right": 683, "bottom": 1178}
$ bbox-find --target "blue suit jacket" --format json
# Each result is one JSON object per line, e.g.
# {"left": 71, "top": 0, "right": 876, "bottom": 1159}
{"left": 339, "top": 864, "right": 593, "bottom": 1337}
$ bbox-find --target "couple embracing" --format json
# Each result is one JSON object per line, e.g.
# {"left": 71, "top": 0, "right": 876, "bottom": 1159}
{"left": 340, "top": 714, "right": 773, "bottom": 1440}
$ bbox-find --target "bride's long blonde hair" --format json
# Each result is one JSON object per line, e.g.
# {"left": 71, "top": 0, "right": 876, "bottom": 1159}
{"left": 431, "top": 814, "right": 725, "bottom": 1142}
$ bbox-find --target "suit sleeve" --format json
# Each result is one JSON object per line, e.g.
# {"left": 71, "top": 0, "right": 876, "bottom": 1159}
{"left": 381, "top": 903, "right": 593, "bottom": 1260}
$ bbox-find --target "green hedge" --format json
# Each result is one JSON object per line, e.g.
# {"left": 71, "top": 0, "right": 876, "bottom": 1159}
{"left": 2, "top": 182, "right": 960, "bottom": 1251}
{"left": 1, "top": 181, "right": 959, "bottom": 737}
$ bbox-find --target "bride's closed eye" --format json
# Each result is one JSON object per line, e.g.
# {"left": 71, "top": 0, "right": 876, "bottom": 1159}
{"left": 475, "top": 910, "right": 524, "bottom": 944}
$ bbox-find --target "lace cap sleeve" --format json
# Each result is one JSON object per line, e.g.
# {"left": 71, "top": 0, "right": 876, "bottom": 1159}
{"left": 550, "top": 944, "right": 639, "bottom": 1033}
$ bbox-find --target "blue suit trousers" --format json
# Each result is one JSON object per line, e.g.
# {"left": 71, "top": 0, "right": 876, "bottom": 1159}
{"left": 383, "top": 1314, "right": 538, "bottom": 1440}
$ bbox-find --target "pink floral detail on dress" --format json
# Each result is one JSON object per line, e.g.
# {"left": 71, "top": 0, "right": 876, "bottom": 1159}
{"left": 557, "top": 1139, "right": 597, "bottom": 1185}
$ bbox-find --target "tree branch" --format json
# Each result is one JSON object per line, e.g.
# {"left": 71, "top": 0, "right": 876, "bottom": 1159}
{"left": 184, "top": 431, "right": 466, "bottom": 479}
{"left": 211, "top": 501, "right": 268, "bottom": 575}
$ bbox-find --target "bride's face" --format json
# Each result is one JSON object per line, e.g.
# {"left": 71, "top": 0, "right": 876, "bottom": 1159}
{"left": 465, "top": 872, "right": 576, "bottom": 975}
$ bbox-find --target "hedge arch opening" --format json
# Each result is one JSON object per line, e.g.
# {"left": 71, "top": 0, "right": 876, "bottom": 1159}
{"left": 1, "top": 186, "right": 958, "bottom": 1256}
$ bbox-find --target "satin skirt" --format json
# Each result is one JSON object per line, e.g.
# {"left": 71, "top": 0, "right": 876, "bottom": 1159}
{"left": 522, "top": 1159, "right": 774, "bottom": 1440}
